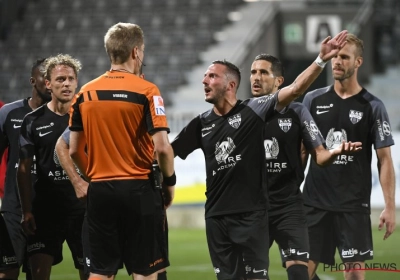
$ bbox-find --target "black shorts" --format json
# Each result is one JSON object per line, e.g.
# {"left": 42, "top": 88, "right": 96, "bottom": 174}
{"left": 269, "top": 202, "right": 309, "bottom": 267}
{"left": 205, "top": 210, "right": 270, "bottom": 280}
{"left": 305, "top": 206, "right": 373, "bottom": 265}
{"left": 87, "top": 179, "right": 169, "bottom": 276}
{"left": 0, "top": 213, "right": 19, "bottom": 270}
{"left": 27, "top": 212, "right": 85, "bottom": 269}
{"left": 1, "top": 212, "right": 27, "bottom": 268}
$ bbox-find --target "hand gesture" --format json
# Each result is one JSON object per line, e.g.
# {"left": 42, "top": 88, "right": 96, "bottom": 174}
{"left": 73, "top": 178, "right": 89, "bottom": 200}
{"left": 335, "top": 141, "right": 362, "bottom": 155}
{"left": 21, "top": 212, "right": 36, "bottom": 235}
{"left": 319, "top": 30, "right": 348, "bottom": 61}
{"left": 379, "top": 208, "right": 396, "bottom": 240}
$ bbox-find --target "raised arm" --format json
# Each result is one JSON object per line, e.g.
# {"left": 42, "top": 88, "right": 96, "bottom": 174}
{"left": 376, "top": 146, "right": 396, "bottom": 240}
{"left": 276, "top": 30, "right": 348, "bottom": 111}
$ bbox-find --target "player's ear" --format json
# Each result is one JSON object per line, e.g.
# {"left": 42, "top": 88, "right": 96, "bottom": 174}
{"left": 30, "top": 77, "right": 35, "bottom": 86}
{"left": 276, "top": 76, "right": 284, "bottom": 88}
{"left": 355, "top": 56, "right": 363, "bottom": 68}
{"left": 45, "top": 79, "right": 51, "bottom": 89}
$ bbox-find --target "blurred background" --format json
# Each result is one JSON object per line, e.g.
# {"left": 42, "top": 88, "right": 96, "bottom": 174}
{"left": 1, "top": 0, "right": 400, "bottom": 279}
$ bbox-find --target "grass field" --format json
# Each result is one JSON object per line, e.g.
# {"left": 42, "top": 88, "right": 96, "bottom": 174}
{"left": 43, "top": 227, "right": 400, "bottom": 279}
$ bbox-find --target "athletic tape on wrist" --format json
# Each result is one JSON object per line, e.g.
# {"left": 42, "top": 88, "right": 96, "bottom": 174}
{"left": 314, "top": 55, "right": 327, "bottom": 68}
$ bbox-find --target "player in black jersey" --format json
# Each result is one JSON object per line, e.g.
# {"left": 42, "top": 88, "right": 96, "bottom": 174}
{"left": 17, "top": 54, "right": 86, "bottom": 280}
{"left": 250, "top": 54, "right": 361, "bottom": 280}
{"left": 172, "top": 30, "right": 348, "bottom": 280}
{"left": 302, "top": 33, "right": 396, "bottom": 280}
{"left": 0, "top": 58, "right": 51, "bottom": 280}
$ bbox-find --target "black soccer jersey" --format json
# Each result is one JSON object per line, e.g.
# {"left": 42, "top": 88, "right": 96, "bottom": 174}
{"left": 302, "top": 86, "right": 394, "bottom": 213}
{"left": 19, "top": 104, "right": 85, "bottom": 216}
{"left": 0, "top": 98, "right": 36, "bottom": 214}
{"left": 172, "top": 94, "right": 278, "bottom": 218}
{"left": 264, "top": 102, "right": 324, "bottom": 215}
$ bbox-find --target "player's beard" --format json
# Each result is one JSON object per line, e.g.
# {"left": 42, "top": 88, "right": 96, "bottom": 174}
{"left": 206, "top": 86, "right": 226, "bottom": 105}
{"left": 333, "top": 66, "right": 356, "bottom": 82}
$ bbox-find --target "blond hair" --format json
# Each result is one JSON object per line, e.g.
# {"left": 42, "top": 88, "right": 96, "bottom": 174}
{"left": 346, "top": 33, "right": 364, "bottom": 58}
{"left": 43, "top": 54, "right": 82, "bottom": 80}
{"left": 104, "top": 23, "right": 144, "bottom": 64}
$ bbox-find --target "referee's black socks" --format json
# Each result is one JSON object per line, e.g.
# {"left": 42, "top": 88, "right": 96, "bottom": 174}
{"left": 157, "top": 271, "right": 167, "bottom": 280}
{"left": 287, "top": 264, "right": 308, "bottom": 280}
{"left": 312, "top": 274, "right": 321, "bottom": 280}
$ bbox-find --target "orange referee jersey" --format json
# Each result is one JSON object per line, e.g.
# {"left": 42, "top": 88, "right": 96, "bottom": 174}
{"left": 69, "top": 71, "right": 169, "bottom": 181}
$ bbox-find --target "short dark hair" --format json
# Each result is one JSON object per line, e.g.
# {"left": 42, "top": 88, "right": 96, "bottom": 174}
{"left": 254, "top": 54, "right": 284, "bottom": 77}
{"left": 212, "top": 59, "right": 241, "bottom": 89}
{"left": 31, "top": 58, "right": 46, "bottom": 76}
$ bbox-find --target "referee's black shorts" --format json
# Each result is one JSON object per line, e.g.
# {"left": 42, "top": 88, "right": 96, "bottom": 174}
{"left": 87, "top": 179, "right": 169, "bottom": 276}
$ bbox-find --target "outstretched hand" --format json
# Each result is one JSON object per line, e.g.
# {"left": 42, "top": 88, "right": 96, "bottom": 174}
{"left": 319, "top": 30, "right": 348, "bottom": 61}
{"left": 336, "top": 141, "right": 362, "bottom": 155}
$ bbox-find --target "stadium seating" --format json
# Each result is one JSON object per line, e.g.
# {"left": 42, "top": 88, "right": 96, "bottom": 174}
{"left": 0, "top": 0, "right": 245, "bottom": 105}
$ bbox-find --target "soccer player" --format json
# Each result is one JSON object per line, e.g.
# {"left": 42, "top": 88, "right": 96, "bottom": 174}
{"left": 69, "top": 23, "right": 174, "bottom": 280}
{"left": 249, "top": 54, "right": 361, "bottom": 280}
{"left": 171, "top": 30, "right": 348, "bottom": 280}
{"left": 17, "top": 54, "right": 86, "bottom": 280}
{"left": 302, "top": 33, "right": 396, "bottom": 280}
{"left": 0, "top": 58, "right": 51, "bottom": 280}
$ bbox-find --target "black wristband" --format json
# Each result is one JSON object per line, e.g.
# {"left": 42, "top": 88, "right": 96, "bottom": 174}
{"left": 163, "top": 172, "right": 176, "bottom": 186}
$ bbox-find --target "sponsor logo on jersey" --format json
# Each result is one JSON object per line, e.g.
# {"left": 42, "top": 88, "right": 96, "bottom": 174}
{"left": 278, "top": 118, "right": 292, "bottom": 132}
{"left": 245, "top": 265, "right": 268, "bottom": 276}
{"left": 316, "top": 104, "right": 334, "bottom": 109}
{"left": 257, "top": 94, "right": 274, "bottom": 104}
{"left": 349, "top": 110, "right": 363, "bottom": 124}
{"left": 36, "top": 122, "right": 54, "bottom": 130}
{"left": 382, "top": 121, "right": 391, "bottom": 136}
{"left": 39, "top": 131, "right": 53, "bottom": 137}
{"left": 303, "top": 120, "right": 320, "bottom": 140}
{"left": 264, "top": 137, "right": 279, "bottom": 160}
{"left": 213, "top": 137, "right": 241, "bottom": 175}
{"left": 113, "top": 93, "right": 127, "bottom": 98}
{"left": 376, "top": 119, "right": 392, "bottom": 140}
{"left": 326, "top": 128, "right": 354, "bottom": 164}
{"left": 316, "top": 110, "right": 329, "bottom": 115}
{"left": 215, "top": 137, "right": 236, "bottom": 164}
{"left": 153, "top": 96, "right": 166, "bottom": 116}
{"left": 11, "top": 118, "right": 23, "bottom": 129}
{"left": 228, "top": 113, "right": 241, "bottom": 129}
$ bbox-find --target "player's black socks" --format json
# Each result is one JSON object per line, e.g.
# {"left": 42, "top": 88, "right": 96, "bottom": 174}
{"left": 157, "top": 271, "right": 167, "bottom": 280}
{"left": 312, "top": 274, "right": 321, "bottom": 280}
{"left": 287, "top": 264, "right": 308, "bottom": 280}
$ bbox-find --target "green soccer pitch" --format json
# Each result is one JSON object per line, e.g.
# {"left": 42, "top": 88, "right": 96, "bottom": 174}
{"left": 43, "top": 227, "right": 400, "bottom": 280}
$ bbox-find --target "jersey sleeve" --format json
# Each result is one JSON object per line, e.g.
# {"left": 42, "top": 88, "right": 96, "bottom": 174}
{"left": 19, "top": 114, "right": 35, "bottom": 159}
{"left": 302, "top": 92, "right": 312, "bottom": 111}
{"left": 295, "top": 103, "right": 325, "bottom": 151}
{"left": 171, "top": 116, "right": 202, "bottom": 160}
{"left": 246, "top": 91, "right": 278, "bottom": 121}
{"left": 69, "top": 93, "right": 84, "bottom": 131}
{"left": 61, "top": 127, "right": 71, "bottom": 146}
{"left": 146, "top": 85, "right": 170, "bottom": 135}
{"left": 371, "top": 100, "right": 395, "bottom": 149}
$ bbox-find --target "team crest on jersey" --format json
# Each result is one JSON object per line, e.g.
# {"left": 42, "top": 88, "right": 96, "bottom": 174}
{"left": 264, "top": 138, "right": 279, "bottom": 159}
{"left": 326, "top": 128, "right": 347, "bottom": 150}
{"left": 349, "top": 110, "right": 363, "bottom": 124}
{"left": 278, "top": 118, "right": 292, "bottom": 132}
{"left": 215, "top": 137, "right": 236, "bottom": 164}
{"left": 228, "top": 113, "right": 241, "bottom": 129}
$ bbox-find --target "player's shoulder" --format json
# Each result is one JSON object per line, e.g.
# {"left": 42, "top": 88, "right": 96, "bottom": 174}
{"left": 304, "top": 86, "right": 332, "bottom": 100}
{"left": 358, "top": 88, "right": 384, "bottom": 104}
{"left": 0, "top": 98, "right": 27, "bottom": 116}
